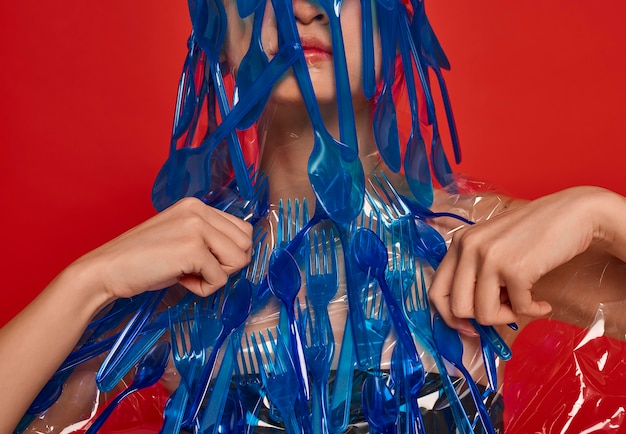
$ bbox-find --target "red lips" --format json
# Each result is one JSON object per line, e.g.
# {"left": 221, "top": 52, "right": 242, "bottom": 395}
{"left": 299, "top": 34, "right": 332, "bottom": 62}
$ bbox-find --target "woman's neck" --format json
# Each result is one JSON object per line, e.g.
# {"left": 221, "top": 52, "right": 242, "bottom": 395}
{"left": 258, "top": 98, "right": 378, "bottom": 205}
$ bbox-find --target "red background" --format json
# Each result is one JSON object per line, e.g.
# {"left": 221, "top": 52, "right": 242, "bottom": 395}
{"left": 1, "top": 1, "right": 626, "bottom": 325}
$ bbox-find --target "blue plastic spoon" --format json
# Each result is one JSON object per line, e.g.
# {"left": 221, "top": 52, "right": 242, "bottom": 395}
{"left": 350, "top": 228, "right": 420, "bottom": 365}
{"left": 411, "top": 0, "right": 460, "bottom": 163}
{"left": 85, "top": 341, "right": 171, "bottom": 434}
{"left": 267, "top": 248, "right": 310, "bottom": 402}
{"left": 189, "top": 0, "right": 253, "bottom": 199}
{"left": 271, "top": 0, "right": 364, "bottom": 223}
{"left": 362, "top": 375, "right": 398, "bottom": 434}
{"left": 373, "top": 3, "right": 401, "bottom": 173}
{"left": 432, "top": 312, "right": 496, "bottom": 434}
{"left": 235, "top": 1, "right": 270, "bottom": 130}
{"left": 317, "top": 0, "right": 359, "bottom": 152}
{"left": 396, "top": 7, "right": 433, "bottom": 208}
{"left": 390, "top": 343, "right": 425, "bottom": 434}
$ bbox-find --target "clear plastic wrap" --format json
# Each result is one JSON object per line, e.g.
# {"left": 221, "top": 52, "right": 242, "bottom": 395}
{"left": 15, "top": 0, "right": 626, "bottom": 433}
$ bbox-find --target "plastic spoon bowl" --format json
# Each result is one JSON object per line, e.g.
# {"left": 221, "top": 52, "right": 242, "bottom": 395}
{"left": 267, "top": 248, "right": 310, "bottom": 401}
{"left": 362, "top": 375, "right": 398, "bottom": 434}
{"left": 235, "top": 2, "right": 270, "bottom": 130}
{"left": 85, "top": 341, "right": 171, "bottom": 434}
{"left": 350, "top": 228, "right": 420, "bottom": 364}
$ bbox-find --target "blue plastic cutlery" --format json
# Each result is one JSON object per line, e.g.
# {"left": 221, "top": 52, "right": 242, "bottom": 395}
{"left": 188, "top": 0, "right": 253, "bottom": 199}
{"left": 350, "top": 228, "right": 421, "bottom": 366}
{"left": 373, "top": 2, "right": 402, "bottom": 173}
{"left": 391, "top": 343, "right": 426, "bottom": 434}
{"left": 432, "top": 312, "right": 496, "bottom": 434}
{"left": 396, "top": 7, "right": 434, "bottom": 208}
{"left": 362, "top": 375, "right": 398, "bottom": 434}
{"left": 234, "top": 1, "right": 271, "bottom": 130}
{"left": 86, "top": 341, "right": 171, "bottom": 434}
{"left": 267, "top": 248, "right": 310, "bottom": 402}
{"left": 317, "top": 0, "right": 359, "bottom": 154}
{"left": 186, "top": 279, "right": 252, "bottom": 424}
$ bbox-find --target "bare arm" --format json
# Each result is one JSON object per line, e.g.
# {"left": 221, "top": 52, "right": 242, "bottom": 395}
{"left": 0, "top": 198, "right": 252, "bottom": 431}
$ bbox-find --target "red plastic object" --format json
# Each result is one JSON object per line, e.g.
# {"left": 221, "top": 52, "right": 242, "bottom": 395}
{"left": 503, "top": 319, "right": 626, "bottom": 433}
{"left": 71, "top": 382, "right": 169, "bottom": 434}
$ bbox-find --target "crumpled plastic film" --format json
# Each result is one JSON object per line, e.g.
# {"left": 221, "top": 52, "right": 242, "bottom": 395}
{"left": 16, "top": 0, "right": 626, "bottom": 433}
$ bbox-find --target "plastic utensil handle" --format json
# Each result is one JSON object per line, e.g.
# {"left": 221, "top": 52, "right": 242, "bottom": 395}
{"left": 377, "top": 277, "right": 421, "bottom": 365}
{"left": 458, "top": 364, "right": 497, "bottom": 434}
{"left": 421, "top": 338, "right": 474, "bottom": 434}
{"left": 96, "top": 288, "right": 166, "bottom": 390}
{"left": 200, "top": 332, "right": 239, "bottom": 433}
{"left": 469, "top": 319, "right": 512, "bottom": 361}
{"left": 329, "top": 311, "right": 355, "bottom": 433}
{"left": 160, "top": 384, "right": 189, "bottom": 434}
{"left": 85, "top": 386, "right": 138, "bottom": 433}
{"left": 97, "top": 327, "right": 167, "bottom": 392}
{"left": 480, "top": 337, "right": 498, "bottom": 391}
{"left": 211, "top": 63, "right": 253, "bottom": 200}
{"left": 201, "top": 43, "right": 298, "bottom": 154}
{"left": 186, "top": 330, "right": 229, "bottom": 424}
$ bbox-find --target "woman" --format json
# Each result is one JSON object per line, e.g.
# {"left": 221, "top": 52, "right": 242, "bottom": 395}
{"left": 2, "top": 0, "right": 626, "bottom": 432}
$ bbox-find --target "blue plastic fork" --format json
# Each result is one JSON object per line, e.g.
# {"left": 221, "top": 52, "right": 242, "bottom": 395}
{"left": 374, "top": 173, "right": 519, "bottom": 341}
{"left": 403, "top": 264, "right": 474, "bottom": 434}
{"left": 160, "top": 303, "right": 207, "bottom": 433}
{"left": 252, "top": 329, "right": 305, "bottom": 434}
{"left": 298, "top": 298, "right": 335, "bottom": 434}
{"left": 186, "top": 279, "right": 252, "bottom": 424}
{"left": 198, "top": 229, "right": 269, "bottom": 434}
{"left": 233, "top": 333, "right": 267, "bottom": 433}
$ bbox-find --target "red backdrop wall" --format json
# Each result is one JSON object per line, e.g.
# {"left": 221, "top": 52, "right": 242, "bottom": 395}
{"left": 1, "top": 1, "right": 626, "bottom": 326}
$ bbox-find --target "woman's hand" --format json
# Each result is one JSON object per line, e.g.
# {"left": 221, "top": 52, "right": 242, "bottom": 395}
{"left": 71, "top": 197, "right": 253, "bottom": 302}
{"left": 428, "top": 186, "right": 626, "bottom": 334}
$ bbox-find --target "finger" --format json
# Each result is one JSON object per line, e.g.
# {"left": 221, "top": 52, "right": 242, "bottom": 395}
{"left": 448, "top": 246, "right": 480, "bottom": 320}
{"left": 505, "top": 282, "right": 553, "bottom": 318}
{"left": 178, "top": 250, "right": 229, "bottom": 296}
{"left": 474, "top": 269, "right": 517, "bottom": 325}
{"left": 430, "top": 249, "right": 477, "bottom": 336}
{"left": 202, "top": 224, "right": 252, "bottom": 274}
{"left": 200, "top": 208, "right": 253, "bottom": 252}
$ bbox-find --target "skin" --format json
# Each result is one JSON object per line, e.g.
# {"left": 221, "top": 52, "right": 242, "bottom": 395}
{"left": 3, "top": 0, "right": 626, "bottom": 431}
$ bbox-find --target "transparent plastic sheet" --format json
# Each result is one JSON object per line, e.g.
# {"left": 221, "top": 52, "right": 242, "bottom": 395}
{"left": 429, "top": 177, "right": 626, "bottom": 434}
{"left": 16, "top": 1, "right": 626, "bottom": 433}
{"left": 20, "top": 179, "right": 626, "bottom": 433}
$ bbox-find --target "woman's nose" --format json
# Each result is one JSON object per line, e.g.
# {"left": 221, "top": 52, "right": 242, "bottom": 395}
{"left": 292, "top": 0, "right": 329, "bottom": 25}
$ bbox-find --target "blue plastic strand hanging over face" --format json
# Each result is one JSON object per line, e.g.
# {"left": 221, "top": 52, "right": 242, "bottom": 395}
{"left": 152, "top": 0, "right": 461, "bottom": 220}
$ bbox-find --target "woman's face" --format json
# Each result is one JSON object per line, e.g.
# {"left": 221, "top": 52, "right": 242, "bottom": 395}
{"left": 222, "top": 0, "right": 381, "bottom": 109}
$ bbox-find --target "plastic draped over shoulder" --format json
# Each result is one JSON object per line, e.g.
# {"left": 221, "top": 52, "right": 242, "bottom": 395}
{"left": 17, "top": 0, "right": 626, "bottom": 433}
{"left": 19, "top": 177, "right": 626, "bottom": 433}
